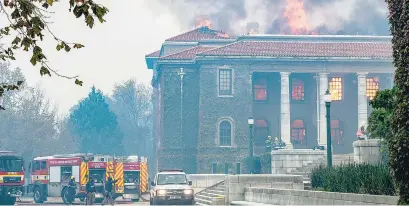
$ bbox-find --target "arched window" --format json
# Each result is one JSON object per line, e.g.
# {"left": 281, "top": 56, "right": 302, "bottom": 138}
{"left": 219, "top": 120, "right": 232, "bottom": 146}
{"left": 331, "top": 120, "right": 344, "bottom": 145}
{"left": 291, "top": 120, "right": 305, "bottom": 145}
{"left": 253, "top": 77, "right": 267, "bottom": 101}
{"left": 292, "top": 78, "right": 305, "bottom": 101}
{"left": 254, "top": 119, "right": 269, "bottom": 146}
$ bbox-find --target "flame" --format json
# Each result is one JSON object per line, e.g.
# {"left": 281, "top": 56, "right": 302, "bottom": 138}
{"left": 282, "top": 0, "right": 314, "bottom": 35}
{"left": 196, "top": 16, "right": 212, "bottom": 28}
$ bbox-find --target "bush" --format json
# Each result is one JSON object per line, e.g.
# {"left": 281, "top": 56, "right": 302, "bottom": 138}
{"left": 260, "top": 153, "right": 271, "bottom": 174}
{"left": 311, "top": 163, "right": 395, "bottom": 196}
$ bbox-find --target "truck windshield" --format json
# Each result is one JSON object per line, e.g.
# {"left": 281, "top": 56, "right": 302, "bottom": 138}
{"left": 157, "top": 174, "right": 188, "bottom": 185}
{"left": 89, "top": 169, "right": 105, "bottom": 183}
{"left": 0, "top": 159, "right": 23, "bottom": 172}
{"left": 124, "top": 171, "right": 140, "bottom": 183}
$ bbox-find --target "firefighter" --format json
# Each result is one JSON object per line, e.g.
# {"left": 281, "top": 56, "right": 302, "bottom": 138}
{"left": 103, "top": 177, "right": 118, "bottom": 205}
{"left": 67, "top": 176, "right": 77, "bottom": 204}
{"left": 86, "top": 176, "right": 96, "bottom": 205}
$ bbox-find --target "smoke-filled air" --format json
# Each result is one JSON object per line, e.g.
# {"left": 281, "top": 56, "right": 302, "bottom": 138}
{"left": 150, "top": 0, "right": 389, "bottom": 35}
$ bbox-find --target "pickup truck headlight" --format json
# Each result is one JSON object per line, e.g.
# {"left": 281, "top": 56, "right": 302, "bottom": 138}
{"left": 184, "top": 189, "right": 193, "bottom": 195}
{"left": 156, "top": 189, "right": 167, "bottom": 196}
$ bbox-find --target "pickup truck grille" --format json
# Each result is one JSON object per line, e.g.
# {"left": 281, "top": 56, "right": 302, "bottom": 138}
{"left": 166, "top": 189, "right": 184, "bottom": 195}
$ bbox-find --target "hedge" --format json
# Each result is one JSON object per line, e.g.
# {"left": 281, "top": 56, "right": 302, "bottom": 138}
{"left": 311, "top": 163, "right": 395, "bottom": 196}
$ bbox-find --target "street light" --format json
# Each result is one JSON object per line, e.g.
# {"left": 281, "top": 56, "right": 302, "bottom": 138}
{"left": 248, "top": 117, "right": 254, "bottom": 174}
{"left": 323, "top": 90, "right": 332, "bottom": 168}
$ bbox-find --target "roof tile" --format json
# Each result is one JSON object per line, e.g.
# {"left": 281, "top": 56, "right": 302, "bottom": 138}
{"left": 199, "top": 41, "right": 392, "bottom": 58}
{"left": 166, "top": 26, "right": 233, "bottom": 42}
{"left": 160, "top": 46, "right": 219, "bottom": 60}
{"left": 146, "top": 50, "right": 160, "bottom": 57}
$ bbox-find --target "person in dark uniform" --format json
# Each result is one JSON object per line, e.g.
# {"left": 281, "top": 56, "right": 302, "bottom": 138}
{"left": 103, "top": 177, "right": 118, "bottom": 205}
{"left": 67, "top": 176, "right": 77, "bottom": 204}
{"left": 86, "top": 176, "right": 96, "bottom": 205}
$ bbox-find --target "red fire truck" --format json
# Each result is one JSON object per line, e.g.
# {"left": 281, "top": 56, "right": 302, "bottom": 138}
{"left": 0, "top": 151, "right": 24, "bottom": 205}
{"left": 87, "top": 155, "right": 113, "bottom": 203}
{"left": 29, "top": 153, "right": 93, "bottom": 204}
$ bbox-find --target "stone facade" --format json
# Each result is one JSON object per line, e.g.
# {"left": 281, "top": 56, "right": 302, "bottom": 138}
{"left": 145, "top": 26, "right": 394, "bottom": 174}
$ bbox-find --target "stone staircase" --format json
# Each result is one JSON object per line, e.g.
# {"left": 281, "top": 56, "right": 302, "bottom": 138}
{"left": 195, "top": 181, "right": 225, "bottom": 205}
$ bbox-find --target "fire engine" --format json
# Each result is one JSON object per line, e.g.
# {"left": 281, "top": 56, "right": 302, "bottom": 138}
{"left": 113, "top": 155, "right": 148, "bottom": 202}
{"left": 87, "top": 154, "right": 114, "bottom": 203}
{"left": 29, "top": 153, "right": 93, "bottom": 204}
{"left": 0, "top": 151, "right": 24, "bottom": 205}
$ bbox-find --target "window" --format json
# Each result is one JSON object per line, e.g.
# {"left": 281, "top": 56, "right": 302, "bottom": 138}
{"left": 331, "top": 120, "right": 344, "bottom": 145}
{"left": 34, "top": 161, "right": 40, "bottom": 171}
{"left": 329, "top": 77, "right": 343, "bottom": 101}
{"left": 291, "top": 120, "right": 306, "bottom": 145}
{"left": 41, "top": 161, "right": 46, "bottom": 170}
{"left": 292, "top": 78, "right": 305, "bottom": 100}
{"left": 219, "top": 69, "right": 232, "bottom": 95}
{"left": 253, "top": 78, "right": 267, "bottom": 101}
{"left": 254, "top": 119, "right": 269, "bottom": 146}
{"left": 219, "top": 120, "right": 232, "bottom": 146}
{"left": 366, "top": 77, "right": 380, "bottom": 100}
{"left": 61, "top": 166, "right": 72, "bottom": 182}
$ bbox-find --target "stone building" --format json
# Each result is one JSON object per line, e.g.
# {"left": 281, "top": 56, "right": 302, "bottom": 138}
{"left": 145, "top": 26, "right": 394, "bottom": 174}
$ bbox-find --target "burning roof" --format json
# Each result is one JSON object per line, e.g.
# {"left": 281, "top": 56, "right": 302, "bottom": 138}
{"left": 165, "top": 26, "right": 233, "bottom": 42}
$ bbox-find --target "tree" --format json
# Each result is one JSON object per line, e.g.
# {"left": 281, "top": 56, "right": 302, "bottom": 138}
{"left": 0, "top": 0, "right": 109, "bottom": 109}
{"left": 69, "top": 86, "right": 123, "bottom": 154}
{"left": 108, "top": 79, "right": 153, "bottom": 157}
{"left": 385, "top": 0, "right": 409, "bottom": 204}
{"left": 367, "top": 87, "right": 397, "bottom": 165}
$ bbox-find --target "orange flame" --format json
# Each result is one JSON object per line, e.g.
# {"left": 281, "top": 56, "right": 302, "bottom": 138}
{"left": 282, "top": 0, "right": 315, "bottom": 35}
{"left": 196, "top": 16, "right": 212, "bottom": 28}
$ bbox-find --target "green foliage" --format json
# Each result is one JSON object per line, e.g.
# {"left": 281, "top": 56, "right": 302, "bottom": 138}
{"left": 0, "top": 0, "right": 108, "bottom": 109}
{"left": 68, "top": 86, "right": 124, "bottom": 154}
{"left": 311, "top": 163, "right": 395, "bottom": 196}
{"left": 385, "top": 0, "right": 409, "bottom": 204}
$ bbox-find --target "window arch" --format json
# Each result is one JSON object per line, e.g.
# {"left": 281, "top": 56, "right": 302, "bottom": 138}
{"left": 254, "top": 119, "right": 269, "bottom": 146}
{"left": 291, "top": 120, "right": 306, "bottom": 145}
{"left": 292, "top": 78, "right": 305, "bottom": 101}
{"left": 219, "top": 119, "right": 233, "bottom": 146}
{"left": 331, "top": 120, "right": 344, "bottom": 145}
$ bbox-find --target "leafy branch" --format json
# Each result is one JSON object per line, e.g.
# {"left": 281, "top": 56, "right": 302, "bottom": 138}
{"left": 0, "top": 0, "right": 109, "bottom": 109}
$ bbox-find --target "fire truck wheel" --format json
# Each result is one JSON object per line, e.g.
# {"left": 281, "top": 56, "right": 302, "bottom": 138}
{"left": 33, "top": 187, "right": 44, "bottom": 204}
{"left": 61, "top": 188, "right": 69, "bottom": 204}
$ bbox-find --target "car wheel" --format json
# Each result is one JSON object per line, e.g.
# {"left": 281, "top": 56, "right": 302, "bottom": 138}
{"left": 33, "top": 187, "right": 44, "bottom": 204}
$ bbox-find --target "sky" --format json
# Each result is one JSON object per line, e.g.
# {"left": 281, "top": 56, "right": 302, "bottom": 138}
{"left": 0, "top": 0, "right": 390, "bottom": 116}
{"left": 1, "top": 0, "right": 185, "bottom": 115}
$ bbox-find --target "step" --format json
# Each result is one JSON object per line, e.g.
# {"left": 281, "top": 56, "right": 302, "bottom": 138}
{"left": 213, "top": 187, "right": 225, "bottom": 191}
{"left": 207, "top": 189, "right": 224, "bottom": 195}
{"left": 196, "top": 194, "right": 213, "bottom": 201}
{"left": 195, "top": 197, "right": 212, "bottom": 205}
{"left": 201, "top": 191, "right": 224, "bottom": 198}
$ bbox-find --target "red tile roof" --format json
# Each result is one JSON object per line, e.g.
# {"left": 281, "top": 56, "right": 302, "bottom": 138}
{"left": 166, "top": 26, "right": 233, "bottom": 42}
{"left": 146, "top": 50, "right": 160, "bottom": 57}
{"left": 160, "top": 46, "right": 219, "bottom": 60}
{"left": 199, "top": 41, "right": 392, "bottom": 58}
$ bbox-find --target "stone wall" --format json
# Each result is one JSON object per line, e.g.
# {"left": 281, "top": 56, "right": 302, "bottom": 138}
{"left": 224, "top": 174, "right": 304, "bottom": 205}
{"left": 244, "top": 188, "right": 398, "bottom": 205}
{"left": 187, "top": 174, "right": 226, "bottom": 194}
{"left": 197, "top": 64, "right": 253, "bottom": 173}
{"left": 271, "top": 149, "right": 325, "bottom": 174}
{"left": 353, "top": 139, "right": 381, "bottom": 164}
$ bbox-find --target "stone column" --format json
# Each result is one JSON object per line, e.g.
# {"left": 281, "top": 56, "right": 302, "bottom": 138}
{"left": 280, "top": 72, "right": 292, "bottom": 149}
{"left": 319, "top": 73, "right": 328, "bottom": 147}
{"left": 357, "top": 72, "right": 368, "bottom": 129}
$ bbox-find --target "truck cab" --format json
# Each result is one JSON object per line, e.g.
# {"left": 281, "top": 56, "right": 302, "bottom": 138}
{"left": 0, "top": 151, "right": 24, "bottom": 205}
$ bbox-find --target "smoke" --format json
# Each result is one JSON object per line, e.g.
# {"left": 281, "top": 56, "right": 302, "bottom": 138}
{"left": 149, "top": 0, "right": 389, "bottom": 35}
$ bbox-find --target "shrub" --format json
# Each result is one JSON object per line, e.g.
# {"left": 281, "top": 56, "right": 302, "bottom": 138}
{"left": 260, "top": 153, "right": 271, "bottom": 174}
{"left": 311, "top": 163, "right": 395, "bottom": 196}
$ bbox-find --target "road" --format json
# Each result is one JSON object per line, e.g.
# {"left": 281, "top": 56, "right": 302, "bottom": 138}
{"left": 16, "top": 197, "right": 149, "bottom": 205}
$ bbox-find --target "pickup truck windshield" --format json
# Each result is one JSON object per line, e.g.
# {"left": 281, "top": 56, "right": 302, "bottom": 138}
{"left": 157, "top": 174, "right": 188, "bottom": 185}
{"left": 0, "top": 159, "right": 23, "bottom": 172}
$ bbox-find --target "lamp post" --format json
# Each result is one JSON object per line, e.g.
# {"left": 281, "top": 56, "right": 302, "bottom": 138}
{"left": 248, "top": 117, "right": 254, "bottom": 174}
{"left": 323, "top": 90, "right": 332, "bottom": 168}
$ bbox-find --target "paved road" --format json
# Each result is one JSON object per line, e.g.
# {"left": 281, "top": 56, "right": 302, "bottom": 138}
{"left": 16, "top": 197, "right": 149, "bottom": 205}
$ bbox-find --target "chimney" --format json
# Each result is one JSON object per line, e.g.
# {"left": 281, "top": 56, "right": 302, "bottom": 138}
{"left": 246, "top": 22, "right": 259, "bottom": 35}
